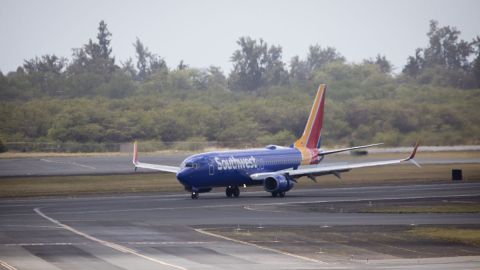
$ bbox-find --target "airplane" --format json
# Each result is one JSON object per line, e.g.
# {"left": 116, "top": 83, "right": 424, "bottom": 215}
{"left": 133, "top": 84, "right": 420, "bottom": 199}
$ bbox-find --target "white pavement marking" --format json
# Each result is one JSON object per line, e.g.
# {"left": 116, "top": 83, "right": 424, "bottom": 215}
{"left": 243, "top": 205, "right": 285, "bottom": 213}
{"left": 34, "top": 207, "right": 187, "bottom": 270}
{"left": 2, "top": 242, "right": 211, "bottom": 246}
{"left": 40, "top": 158, "right": 96, "bottom": 170}
{"left": 195, "top": 228, "right": 328, "bottom": 265}
{"left": 42, "top": 193, "right": 480, "bottom": 216}
{"left": 0, "top": 260, "right": 17, "bottom": 270}
{"left": 122, "top": 241, "right": 212, "bottom": 245}
{"left": 0, "top": 224, "right": 62, "bottom": 229}
{"left": 3, "top": 242, "right": 82, "bottom": 246}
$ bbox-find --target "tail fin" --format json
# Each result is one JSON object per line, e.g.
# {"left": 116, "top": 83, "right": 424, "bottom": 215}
{"left": 133, "top": 141, "right": 138, "bottom": 165}
{"left": 294, "top": 84, "right": 327, "bottom": 149}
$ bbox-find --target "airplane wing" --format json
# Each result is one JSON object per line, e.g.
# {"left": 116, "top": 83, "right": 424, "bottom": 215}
{"left": 133, "top": 142, "right": 180, "bottom": 173}
{"left": 250, "top": 141, "right": 420, "bottom": 181}
{"left": 319, "top": 143, "right": 383, "bottom": 155}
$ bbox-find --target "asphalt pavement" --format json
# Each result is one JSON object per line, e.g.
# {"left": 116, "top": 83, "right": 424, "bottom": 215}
{"left": 1, "top": 182, "right": 479, "bottom": 269}
{"left": 1, "top": 153, "right": 479, "bottom": 177}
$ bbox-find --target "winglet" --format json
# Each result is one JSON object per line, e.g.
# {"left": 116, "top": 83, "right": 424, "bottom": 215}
{"left": 133, "top": 141, "right": 139, "bottom": 166}
{"left": 406, "top": 140, "right": 421, "bottom": 168}
{"left": 407, "top": 140, "right": 420, "bottom": 160}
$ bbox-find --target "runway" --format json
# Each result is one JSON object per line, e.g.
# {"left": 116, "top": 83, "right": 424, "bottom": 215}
{"left": 0, "top": 155, "right": 187, "bottom": 177}
{"left": 1, "top": 153, "right": 479, "bottom": 177}
{"left": 1, "top": 182, "right": 479, "bottom": 269}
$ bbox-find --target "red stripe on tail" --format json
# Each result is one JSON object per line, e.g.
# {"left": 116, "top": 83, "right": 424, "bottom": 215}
{"left": 133, "top": 141, "right": 138, "bottom": 165}
{"left": 306, "top": 87, "right": 326, "bottom": 148}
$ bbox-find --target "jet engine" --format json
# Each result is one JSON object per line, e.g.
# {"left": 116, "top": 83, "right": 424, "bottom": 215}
{"left": 263, "top": 175, "right": 294, "bottom": 193}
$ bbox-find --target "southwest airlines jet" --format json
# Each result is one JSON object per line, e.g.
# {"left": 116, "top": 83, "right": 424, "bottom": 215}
{"left": 133, "top": 84, "right": 420, "bottom": 199}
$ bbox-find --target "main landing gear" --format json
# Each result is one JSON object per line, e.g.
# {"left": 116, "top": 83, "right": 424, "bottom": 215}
{"left": 271, "top": 191, "right": 286, "bottom": 198}
{"left": 225, "top": 186, "right": 240, "bottom": 198}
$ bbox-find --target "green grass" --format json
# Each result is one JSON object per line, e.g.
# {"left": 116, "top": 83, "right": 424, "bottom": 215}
{"left": 0, "top": 173, "right": 182, "bottom": 198}
{"left": 205, "top": 225, "right": 480, "bottom": 259}
{"left": 409, "top": 227, "right": 480, "bottom": 246}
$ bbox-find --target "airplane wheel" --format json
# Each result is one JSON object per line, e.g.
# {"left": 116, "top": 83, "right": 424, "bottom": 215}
{"left": 226, "top": 187, "right": 233, "bottom": 198}
{"left": 233, "top": 187, "right": 240, "bottom": 197}
{"left": 279, "top": 192, "right": 285, "bottom": 197}
{"left": 191, "top": 192, "right": 199, "bottom": 199}
{"left": 271, "top": 192, "right": 278, "bottom": 197}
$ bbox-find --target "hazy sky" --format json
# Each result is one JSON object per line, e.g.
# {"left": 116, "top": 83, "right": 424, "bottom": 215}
{"left": 1, "top": 0, "right": 479, "bottom": 74}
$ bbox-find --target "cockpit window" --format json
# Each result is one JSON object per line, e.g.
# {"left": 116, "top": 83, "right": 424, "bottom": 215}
{"left": 185, "top": 162, "right": 198, "bottom": 169}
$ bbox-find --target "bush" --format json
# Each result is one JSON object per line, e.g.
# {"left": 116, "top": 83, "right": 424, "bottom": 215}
{"left": 0, "top": 138, "right": 7, "bottom": 153}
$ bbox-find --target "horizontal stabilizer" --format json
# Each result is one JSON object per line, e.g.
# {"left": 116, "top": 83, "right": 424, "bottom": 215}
{"left": 319, "top": 143, "right": 383, "bottom": 156}
{"left": 134, "top": 162, "right": 180, "bottom": 173}
{"left": 133, "top": 141, "right": 180, "bottom": 173}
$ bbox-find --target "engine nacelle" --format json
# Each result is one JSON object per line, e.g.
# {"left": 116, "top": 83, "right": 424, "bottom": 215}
{"left": 264, "top": 175, "right": 294, "bottom": 193}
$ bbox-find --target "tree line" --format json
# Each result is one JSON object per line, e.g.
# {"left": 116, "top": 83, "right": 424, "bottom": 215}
{"left": 0, "top": 20, "right": 479, "bottom": 151}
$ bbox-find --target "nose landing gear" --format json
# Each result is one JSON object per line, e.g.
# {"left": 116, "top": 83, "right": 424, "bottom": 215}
{"left": 191, "top": 192, "right": 199, "bottom": 199}
{"left": 226, "top": 186, "right": 240, "bottom": 198}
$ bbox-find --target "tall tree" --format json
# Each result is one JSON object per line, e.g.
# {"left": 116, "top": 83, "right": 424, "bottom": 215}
{"left": 23, "top": 55, "right": 67, "bottom": 96}
{"left": 68, "top": 20, "right": 116, "bottom": 79}
{"left": 264, "top": 45, "right": 289, "bottom": 85}
{"left": 306, "top": 45, "right": 345, "bottom": 73}
{"left": 229, "top": 37, "right": 267, "bottom": 91}
{"left": 472, "top": 36, "right": 480, "bottom": 87}
{"left": 149, "top": 53, "right": 167, "bottom": 74}
{"left": 23, "top": 55, "right": 67, "bottom": 74}
{"left": 423, "top": 20, "right": 472, "bottom": 70}
{"left": 289, "top": 55, "right": 309, "bottom": 81}
{"left": 364, "top": 54, "right": 392, "bottom": 74}
{"left": 133, "top": 38, "right": 168, "bottom": 81}
{"left": 120, "top": 58, "right": 137, "bottom": 78}
{"left": 402, "top": 20, "right": 478, "bottom": 88}
{"left": 97, "top": 21, "right": 113, "bottom": 61}
{"left": 134, "top": 38, "right": 149, "bottom": 80}
{"left": 228, "top": 37, "right": 287, "bottom": 91}
{"left": 403, "top": 48, "right": 424, "bottom": 78}
{"left": 177, "top": 60, "right": 188, "bottom": 70}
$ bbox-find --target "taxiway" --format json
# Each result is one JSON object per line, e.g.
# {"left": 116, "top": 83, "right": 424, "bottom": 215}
{"left": 0, "top": 182, "right": 479, "bottom": 269}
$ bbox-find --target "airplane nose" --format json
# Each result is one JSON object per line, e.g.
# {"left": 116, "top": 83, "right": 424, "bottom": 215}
{"left": 176, "top": 169, "right": 189, "bottom": 184}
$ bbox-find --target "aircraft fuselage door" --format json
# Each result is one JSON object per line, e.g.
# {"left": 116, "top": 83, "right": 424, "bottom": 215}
{"left": 209, "top": 163, "right": 215, "bottom": 175}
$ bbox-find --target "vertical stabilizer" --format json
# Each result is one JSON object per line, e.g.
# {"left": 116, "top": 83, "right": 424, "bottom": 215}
{"left": 294, "top": 84, "right": 327, "bottom": 149}
{"left": 133, "top": 141, "right": 138, "bottom": 165}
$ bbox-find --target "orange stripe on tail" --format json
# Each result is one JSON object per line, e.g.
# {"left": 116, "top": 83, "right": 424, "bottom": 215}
{"left": 294, "top": 84, "right": 326, "bottom": 150}
{"left": 133, "top": 141, "right": 138, "bottom": 165}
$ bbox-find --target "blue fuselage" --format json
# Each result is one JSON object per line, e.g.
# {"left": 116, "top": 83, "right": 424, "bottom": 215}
{"left": 176, "top": 147, "right": 305, "bottom": 191}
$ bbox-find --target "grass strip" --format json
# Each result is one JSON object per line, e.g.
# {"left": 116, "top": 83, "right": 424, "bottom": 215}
{"left": 409, "top": 227, "right": 480, "bottom": 246}
{"left": 0, "top": 173, "right": 182, "bottom": 198}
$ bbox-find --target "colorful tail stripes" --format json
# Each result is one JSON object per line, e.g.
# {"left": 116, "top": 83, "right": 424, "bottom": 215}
{"left": 133, "top": 141, "right": 138, "bottom": 165}
{"left": 294, "top": 84, "right": 326, "bottom": 149}
{"left": 294, "top": 84, "right": 327, "bottom": 165}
